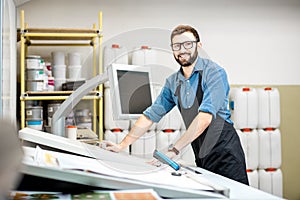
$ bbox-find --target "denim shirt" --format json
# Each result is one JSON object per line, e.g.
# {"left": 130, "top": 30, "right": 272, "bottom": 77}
{"left": 143, "top": 57, "right": 233, "bottom": 124}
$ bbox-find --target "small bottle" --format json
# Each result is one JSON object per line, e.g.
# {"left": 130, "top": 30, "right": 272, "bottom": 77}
{"left": 66, "top": 125, "right": 77, "bottom": 140}
{"left": 48, "top": 77, "right": 55, "bottom": 91}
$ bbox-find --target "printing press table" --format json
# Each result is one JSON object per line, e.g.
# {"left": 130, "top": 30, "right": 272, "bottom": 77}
{"left": 18, "top": 128, "right": 283, "bottom": 199}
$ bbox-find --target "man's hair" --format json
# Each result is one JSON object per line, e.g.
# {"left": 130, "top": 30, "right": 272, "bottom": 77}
{"left": 171, "top": 25, "right": 200, "bottom": 42}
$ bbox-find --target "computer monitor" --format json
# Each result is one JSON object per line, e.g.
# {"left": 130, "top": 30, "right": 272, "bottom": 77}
{"left": 108, "top": 64, "right": 154, "bottom": 120}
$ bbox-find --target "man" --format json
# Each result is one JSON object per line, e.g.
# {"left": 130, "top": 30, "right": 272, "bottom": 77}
{"left": 104, "top": 25, "right": 249, "bottom": 185}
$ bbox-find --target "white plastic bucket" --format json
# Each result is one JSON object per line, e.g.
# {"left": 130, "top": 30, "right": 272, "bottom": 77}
{"left": 47, "top": 103, "right": 61, "bottom": 118}
{"left": 229, "top": 87, "right": 258, "bottom": 129}
{"left": 26, "top": 55, "right": 42, "bottom": 69}
{"left": 257, "top": 87, "right": 280, "bottom": 129}
{"left": 51, "top": 51, "right": 65, "bottom": 65}
{"left": 26, "top": 69, "right": 44, "bottom": 80}
{"left": 258, "top": 128, "right": 282, "bottom": 169}
{"left": 26, "top": 80, "right": 44, "bottom": 91}
{"left": 258, "top": 168, "right": 283, "bottom": 197}
{"left": 237, "top": 129, "right": 259, "bottom": 170}
{"left": 26, "top": 106, "right": 43, "bottom": 120}
{"left": 132, "top": 46, "right": 157, "bottom": 66}
{"left": 26, "top": 120, "right": 43, "bottom": 131}
{"left": 68, "top": 52, "right": 81, "bottom": 65}
{"left": 54, "top": 78, "right": 66, "bottom": 91}
{"left": 67, "top": 65, "right": 82, "bottom": 79}
{"left": 52, "top": 65, "right": 66, "bottom": 79}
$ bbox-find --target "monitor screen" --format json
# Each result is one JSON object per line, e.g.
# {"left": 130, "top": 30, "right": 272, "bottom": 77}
{"left": 108, "top": 64, "right": 153, "bottom": 120}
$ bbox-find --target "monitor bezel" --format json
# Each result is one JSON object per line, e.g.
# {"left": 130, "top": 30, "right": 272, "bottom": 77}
{"left": 108, "top": 63, "right": 154, "bottom": 120}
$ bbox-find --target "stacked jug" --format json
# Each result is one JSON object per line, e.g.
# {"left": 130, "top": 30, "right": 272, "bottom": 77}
{"left": 51, "top": 51, "right": 66, "bottom": 91}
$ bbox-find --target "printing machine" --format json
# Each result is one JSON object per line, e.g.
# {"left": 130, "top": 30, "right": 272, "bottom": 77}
{"left": 17, "top": 128, "right": 283, "bottom": 199}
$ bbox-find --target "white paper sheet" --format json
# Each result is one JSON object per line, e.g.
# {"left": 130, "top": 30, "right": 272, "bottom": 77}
{"left": 22, "top": 146, "right": 213, "bottom": 191}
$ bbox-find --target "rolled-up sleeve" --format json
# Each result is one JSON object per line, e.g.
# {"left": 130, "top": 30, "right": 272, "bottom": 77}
{"left": 143, "top": 82, "right": 176, "bottom": 123}
{"left": 199, "top": 65, "right": 229, "bottom": 119}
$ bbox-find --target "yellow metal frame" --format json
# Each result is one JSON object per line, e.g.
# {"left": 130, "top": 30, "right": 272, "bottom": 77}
{"left": 19, "top": 10, "right": 103, "bottom": 139}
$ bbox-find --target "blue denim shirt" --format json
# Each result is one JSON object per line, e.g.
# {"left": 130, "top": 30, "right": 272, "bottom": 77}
{"left": 143, "top": 57, "right": 233, "bottom": 124}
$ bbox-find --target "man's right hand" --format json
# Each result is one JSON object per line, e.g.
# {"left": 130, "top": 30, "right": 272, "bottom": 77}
{"left": 100, "top": 140, "right": 123, "bottom": 153}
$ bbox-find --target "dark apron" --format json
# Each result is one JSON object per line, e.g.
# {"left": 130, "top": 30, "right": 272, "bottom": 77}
{"left": 175, "top": 71, "right": 249, "bottom": 185}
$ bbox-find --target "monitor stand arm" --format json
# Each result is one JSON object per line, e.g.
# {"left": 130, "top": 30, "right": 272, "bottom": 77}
{"left": 51, "top": 72, "right": 109, "bottom": 137}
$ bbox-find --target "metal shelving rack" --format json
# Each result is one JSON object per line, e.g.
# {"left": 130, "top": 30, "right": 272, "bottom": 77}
{"left": 18, "top": 10, "right": 104, "bottom": 140}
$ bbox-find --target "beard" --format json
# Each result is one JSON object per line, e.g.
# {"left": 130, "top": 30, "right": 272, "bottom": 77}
{"left": 174, "top": 48, "right": 198, "bottom": 67}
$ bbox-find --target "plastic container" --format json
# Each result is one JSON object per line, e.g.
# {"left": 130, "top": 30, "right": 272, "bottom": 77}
{"left": 103, "top": 44, "right": 128, "bottom": 88}
{"left": 26, "top": 80, "right": 44, "bottom": 91}
{"left": 47, "top": 103, "right": 61, "bottom": 118}
{"left": 156, "top": 107, "right": 182, "bottom": 131}
{"left": 246, "top": 169, "right": 259, "bottom": 189}
{"left": 156, "top": 130, "right": 180, "bottom": 151}
{"left": 25, "top": 106, "right": 43, "bottom": 120}
{"left": 229, "top": 87, "right": 258, "bottom": 129}
{"left": 62, "top": 79, "right": 85, "bottom": 91}
{"left": 52, "top": 65, "right": 66, "bottom": 79}
{"left": 104, "top": 129, "right": 129, "bottom": 153}
{"left": 76, "top": 122, "right": 92, "bottom": 130}
{"left": 68, "top": 52, "right": 81, "bottom": 65}
{"left": 26, "top": 55, "right": 42, "bottom": 69}
{"left": 26, "top": 120, "right": 43, "bottom": 130}
{"left": 54, "top": 78, "right": 66, "bottom": 91}
{"left": 258, "top": 168, "right": 283, "bottom": 197}
{"left": 104, "top": 88, "right": 130, "bottom": 130}
{"left": 48, "top": 77, "right": 55, "bottom": 91}
{"left": 237, "top": 129, "right": 259, "bottom": 170}
{"left": 130, "top": 119, "right": 156, "bottom": 131}
{"left": 257, "top": 87, "right": 280, "bottom": 129}
{"left": 103, "top": 44, "right": 128, "bottom": 70}
{"left": 26, "top": 69, "right": 44, "bottom": 80}
{"left": 180, "top": 142, "right": 196, "bottom": 167}
{"left": 131, "top": 130, "right": 156, "bottom": 159}
{"left": 66, "top": 125, "right": 77, "bottom": 140}
{"left": 131, "top": 46, "right": 157, "bottom": 66}
{"left": 25, "top": 100, "right": 40, "bottom": 107}
{"left": 51, "top": 51, "right": 65, "bottom": 65}
{"left": 258, "top": 128, "right": 282, "bottom": 169}
{"left": 74, "top": 109, "right": 92, "bottom": 123}
{"left": 44, "top": 125, "right": 51, "bottom": 133}
{"left": 67, "top": 65, "right": 82, "bottom": 79}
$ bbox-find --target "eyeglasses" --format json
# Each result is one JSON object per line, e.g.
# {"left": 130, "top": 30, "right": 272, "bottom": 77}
{"left": 171, "top": 41, "right": 198, "bottom": 51}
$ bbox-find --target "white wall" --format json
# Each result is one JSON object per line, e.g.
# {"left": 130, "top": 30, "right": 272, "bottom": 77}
{"left": 17, "top": 0, "right": 300, "bottom": 85}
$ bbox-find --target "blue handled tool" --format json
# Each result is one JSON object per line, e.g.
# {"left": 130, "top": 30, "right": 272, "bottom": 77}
{"left": 153, "top": 149, "right": 180, "bottom": 171}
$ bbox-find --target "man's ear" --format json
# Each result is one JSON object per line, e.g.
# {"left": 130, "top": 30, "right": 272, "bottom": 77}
{"left": 197, "top": 42, "right": 202, "bottom": 48}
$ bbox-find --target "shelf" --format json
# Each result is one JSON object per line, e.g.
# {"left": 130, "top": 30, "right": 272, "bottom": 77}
{"left": 18, "top": 10, "right": 104, "bottom": 139}
{"left": 17, "top": 28, "right": 100, "bottom": 44}
{"left": 20, "top": 91, "right": 102, "bottom": 101}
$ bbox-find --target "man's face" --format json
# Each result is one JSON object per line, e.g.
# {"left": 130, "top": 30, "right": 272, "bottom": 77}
{"left": 171, "top": 32, "right": 199, "bottom": 67}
